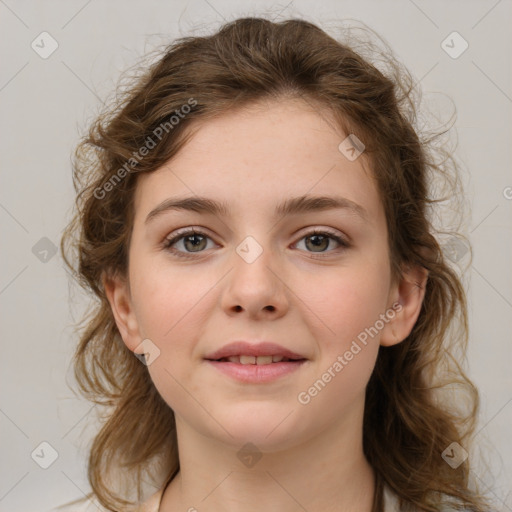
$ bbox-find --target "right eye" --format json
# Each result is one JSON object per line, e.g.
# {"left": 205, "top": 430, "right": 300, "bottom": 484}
{"left": 162, "top": 229, "right": 216, "bottom": 258}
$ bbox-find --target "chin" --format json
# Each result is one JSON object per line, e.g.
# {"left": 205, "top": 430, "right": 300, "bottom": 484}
{"left": 212, "top": 405, "right": 305, "bottom": 450}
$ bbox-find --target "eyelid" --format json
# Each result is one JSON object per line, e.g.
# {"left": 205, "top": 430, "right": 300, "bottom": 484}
{"left": 294, "top": 226, "right": 349, "bottom": 243}
{"left": 162, "top": 227, "right": 217, "bottom": 253}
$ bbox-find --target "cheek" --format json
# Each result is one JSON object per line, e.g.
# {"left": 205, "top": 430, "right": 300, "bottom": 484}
{"left": 129, "top": 263, "right": 212, "bottom": 409}
{"left": 296, "top": 260, "right": 392, "bottom": 349}
{"left": 292, "top": 266, "right": 389, "bottom": 421}
{"left": 130, "top": 253, "right": 211, "bottom": 342}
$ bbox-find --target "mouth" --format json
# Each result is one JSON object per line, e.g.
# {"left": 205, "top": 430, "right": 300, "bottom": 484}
{"left": 207, "top": 355, "right": 307, "bottom": 364}
{"left": 203, "top": 341, "right": 308, "bottom": 382}
{"left": 205, "top": 359, "right": 307, "bottom": 383}
{"left": 204, "top": 340, "right": 307, "bottom": 362}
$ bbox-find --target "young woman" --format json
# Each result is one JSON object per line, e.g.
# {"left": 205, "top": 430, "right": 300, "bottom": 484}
{"left": 56, "top": 16, "right": 490, "bottom": 512}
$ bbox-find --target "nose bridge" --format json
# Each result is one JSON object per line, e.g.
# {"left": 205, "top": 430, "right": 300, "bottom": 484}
{"left": 222, "top": 232, "right": 288, "bottom": 316}
{"left": 235, "top": 233, "right": 268, "bottom": 266}
{"left": 233, "top": 233, "right": 279, "bottom": 287}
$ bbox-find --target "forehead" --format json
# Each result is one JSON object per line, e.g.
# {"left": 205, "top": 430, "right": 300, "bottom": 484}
{"left": 133, "top": 98, "right": 382, "bottom": 225}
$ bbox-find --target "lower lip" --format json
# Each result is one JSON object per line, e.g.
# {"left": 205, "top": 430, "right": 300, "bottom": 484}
{"left": 205, "top": 360, "right": 307, "bottom": 383}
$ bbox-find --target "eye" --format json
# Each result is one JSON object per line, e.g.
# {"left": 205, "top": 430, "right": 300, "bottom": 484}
{"left": 162, "top": 227, "right": 350, "bottom": 259}
{"left": 294, "top": 229, "right": 349, "bottom": 257}
{"left": 162, "top": 229, "right": 215, "bottom": 258}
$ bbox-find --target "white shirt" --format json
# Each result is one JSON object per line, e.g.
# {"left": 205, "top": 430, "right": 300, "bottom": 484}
{"left": 48, "top": 483, "right": 403, "bottom": 512}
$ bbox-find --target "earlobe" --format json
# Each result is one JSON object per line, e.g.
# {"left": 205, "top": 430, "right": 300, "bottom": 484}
{"left": 380, "top": 264, "right": 428, "bottom": 347}
{"left": 102, "top": 272, "right": 143, "bottom": 353}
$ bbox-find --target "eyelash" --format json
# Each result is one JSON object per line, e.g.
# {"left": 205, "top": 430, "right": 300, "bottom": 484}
{"left": 162, "top": 228, "right": 350, "bottom": 260}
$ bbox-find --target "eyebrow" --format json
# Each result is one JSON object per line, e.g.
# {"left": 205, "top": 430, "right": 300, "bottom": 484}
{"left": 145, "top": 194, "right": 368, "bottom": 225}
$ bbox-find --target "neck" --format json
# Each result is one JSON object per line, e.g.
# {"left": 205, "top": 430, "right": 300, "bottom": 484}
{"left": 160, "top": 404, "right": 376, "bottom": 512}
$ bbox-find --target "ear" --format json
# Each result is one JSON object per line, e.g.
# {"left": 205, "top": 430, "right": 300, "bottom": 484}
{"left": 380, "top": 263, "right": 428, "bottom": 347}
{"left": 103, "top": 272, "right": 143, "bottom": 354}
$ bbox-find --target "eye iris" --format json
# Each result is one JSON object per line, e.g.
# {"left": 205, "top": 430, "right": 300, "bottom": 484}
{"left": 306, "top": 234, "right": 329, "bottom": 252}
{"left": 184, "top": 234, "right": 207, "bottom": 252}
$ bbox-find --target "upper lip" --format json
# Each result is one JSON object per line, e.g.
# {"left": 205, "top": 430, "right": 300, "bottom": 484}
{"left": 204, "top": 341, "right": 306, "bottom": 361}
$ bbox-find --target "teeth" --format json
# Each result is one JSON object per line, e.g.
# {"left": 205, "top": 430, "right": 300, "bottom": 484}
{"left": 255, "top": 355, "right": 273, "bottom": 365}
{"left": 226, "top": 355, "right": 287, "bottom": 364}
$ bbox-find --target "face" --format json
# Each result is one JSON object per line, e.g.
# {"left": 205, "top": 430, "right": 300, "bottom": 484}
{"left": 106, "top": 98, "right": 424, "bottom": 452}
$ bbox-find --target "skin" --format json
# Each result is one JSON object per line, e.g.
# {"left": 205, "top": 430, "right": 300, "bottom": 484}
{"left": 105, "top": 98, "right": 427, "bottom": 512}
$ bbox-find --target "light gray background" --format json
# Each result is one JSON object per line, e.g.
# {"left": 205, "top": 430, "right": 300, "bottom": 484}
{"left": 1, "top": 1, "right": 511, "bottom": 511}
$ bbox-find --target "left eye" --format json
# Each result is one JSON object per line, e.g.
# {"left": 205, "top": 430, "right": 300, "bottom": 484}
{"left": 162, "top": 229, "right": 349, "bottom": 258}
{"left": 294, "top": 230, "right": 349, "bottom": 255}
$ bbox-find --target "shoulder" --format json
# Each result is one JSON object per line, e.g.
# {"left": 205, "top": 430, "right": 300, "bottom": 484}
{"left": 382, "top": 484, "right": 477, "bottom": 512}
{"left": 46, "top": 487, "right": 164, "bottom": 512}
{"left": 383, "top": 484, "right": 401, "bottom": 512}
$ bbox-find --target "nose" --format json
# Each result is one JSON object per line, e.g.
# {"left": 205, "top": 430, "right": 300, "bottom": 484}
{"left": 220, "top": 236, "right": 289, "bottom": 320}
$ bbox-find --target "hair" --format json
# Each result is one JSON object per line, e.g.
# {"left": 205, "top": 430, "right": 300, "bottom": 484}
{"left": 60, "top": 16, "right": 492, "bottom": 512}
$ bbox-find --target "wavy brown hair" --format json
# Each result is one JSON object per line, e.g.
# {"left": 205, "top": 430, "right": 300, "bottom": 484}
{"left": 60, "top": 16, "right": 491, "bottom": 512}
